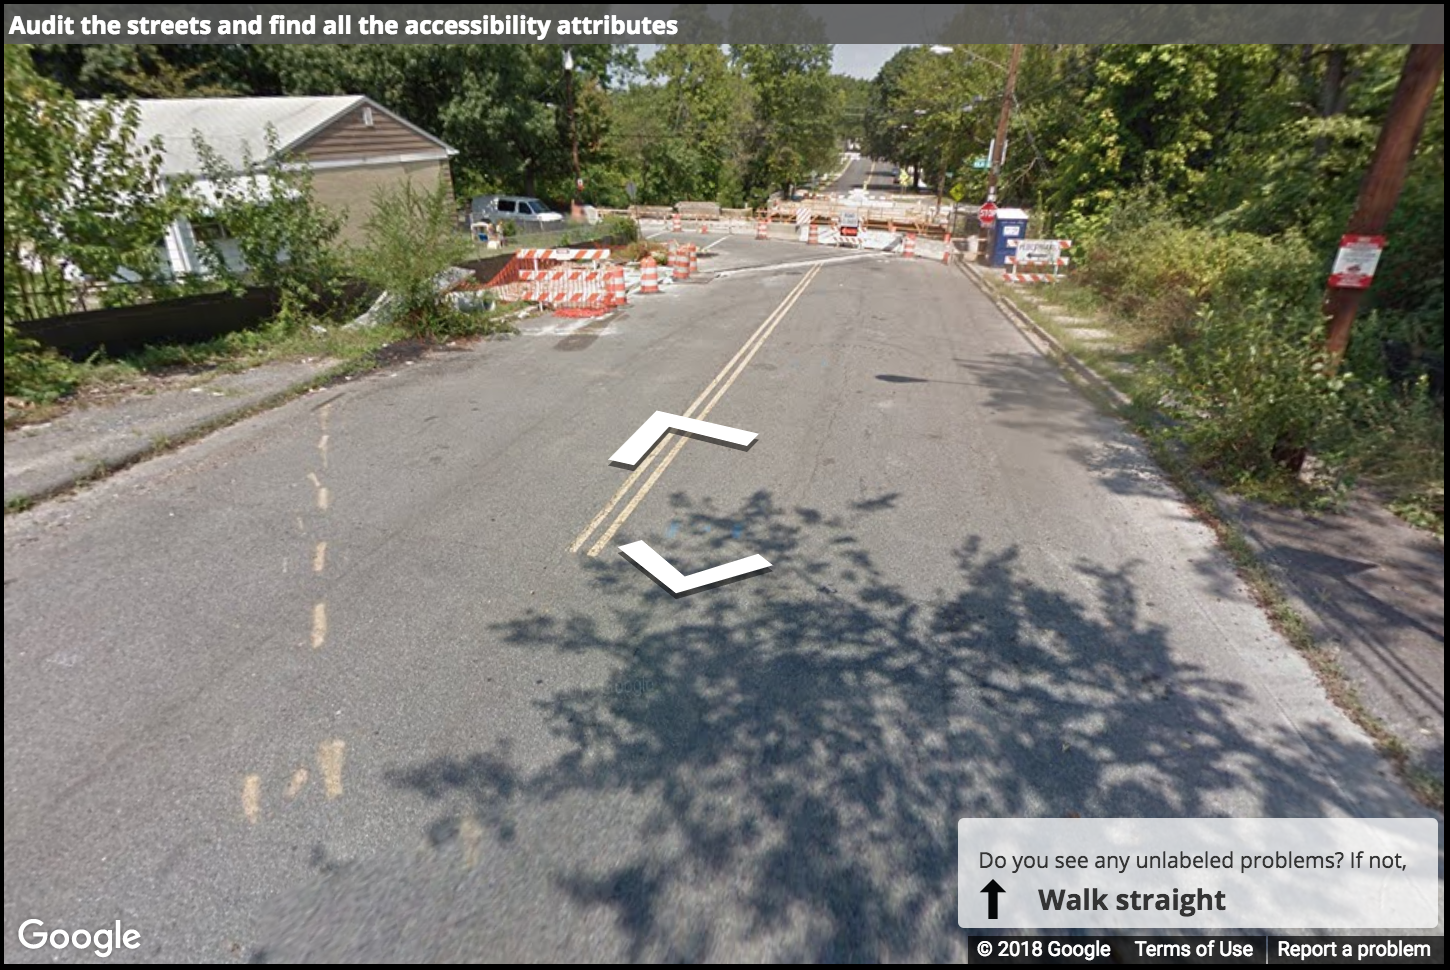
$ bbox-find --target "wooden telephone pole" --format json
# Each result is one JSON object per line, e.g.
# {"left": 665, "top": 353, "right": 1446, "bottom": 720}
{"left": 1323, "top": 43, "right": 1444, "bottom": 364}
{"left": 986, "top": 44, "right": 1024, "bottom": 204}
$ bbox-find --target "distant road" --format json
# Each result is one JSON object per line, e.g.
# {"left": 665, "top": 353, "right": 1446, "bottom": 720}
{"left": 822, "top": 155, "right": 904, "bottom": 195}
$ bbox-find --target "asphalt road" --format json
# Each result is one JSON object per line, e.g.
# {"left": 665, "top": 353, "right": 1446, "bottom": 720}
{"left": 822, "top": 155, "right": 904, "bottom": 195}
{"left": 3, "top": 236, "right": 1434, "bottom": 962}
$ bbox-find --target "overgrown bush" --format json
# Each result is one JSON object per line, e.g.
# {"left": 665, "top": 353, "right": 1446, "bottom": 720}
{"left": 4, "top": 322, "right": 79, "bottom": 402}
{"left": 1071, "top": 197, "right": 1321, "bottom": 348}
{"left": 602, "top": 214, "right": 640, "bottom": 243}
{"left": 188, "top": 127, "right": 346, "bottom": 319}
{"left": 351, "top": 179, "right": 476, "bottom": 339}
{"left": 5, "top": 47, "right": 185, "bottom": 326}
{"left": 1140, "top": 301, "right": 1353, "bottom": 495}
{"left": 1339, "top": 376, "right": 1445, "bottom": 534}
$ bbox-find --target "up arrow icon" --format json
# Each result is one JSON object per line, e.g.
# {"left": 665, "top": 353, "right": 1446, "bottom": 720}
{"left": 609, "top": 412, "right": 757, "bottom": 468}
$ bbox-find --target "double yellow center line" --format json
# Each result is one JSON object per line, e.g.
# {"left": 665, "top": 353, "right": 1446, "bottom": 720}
{"left": 570, "top": 263, "right": 823, "bottom": 558}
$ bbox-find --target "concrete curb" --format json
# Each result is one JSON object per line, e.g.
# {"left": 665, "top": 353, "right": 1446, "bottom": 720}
{"left": 954, "top": 258, "right": 1131, "bottom": 409}
{"left": 4, "top": 360, "right": 357, "bottom": 511}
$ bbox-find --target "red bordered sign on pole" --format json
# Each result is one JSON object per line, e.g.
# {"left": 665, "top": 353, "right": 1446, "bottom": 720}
{"left": 1327, "top": 234, "right": 1387, "bottom": 290}
{"left": 978, "top": 201, "right": 998, "bottom": 227}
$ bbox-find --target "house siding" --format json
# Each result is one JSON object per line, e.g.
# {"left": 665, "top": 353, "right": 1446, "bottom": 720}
{"left": 310, "top": 160, "right": 454, "bottom": 243}
{"left": 294, "top": 105, "right": 445, "bottom": 163}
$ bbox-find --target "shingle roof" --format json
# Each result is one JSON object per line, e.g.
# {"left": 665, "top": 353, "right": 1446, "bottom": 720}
{"left": 82, "top": 95, "right": 452, "bottom": 177}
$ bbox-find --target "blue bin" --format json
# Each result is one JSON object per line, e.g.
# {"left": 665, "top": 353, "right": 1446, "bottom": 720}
{"left": 987, "top": 208, "right": 1031, "bottom": 267}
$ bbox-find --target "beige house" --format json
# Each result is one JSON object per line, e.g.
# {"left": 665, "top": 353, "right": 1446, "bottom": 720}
{"left": 108, "top": 95, "right": 457, "bottom": 275}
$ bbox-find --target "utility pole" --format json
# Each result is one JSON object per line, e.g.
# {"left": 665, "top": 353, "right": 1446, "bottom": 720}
{"left": 986, "top": 44, "right": 1023, "bottom": 204}
{"left": 1323, "top": 43, "right": 1443, "bottom": 364}
{"left": 565, "top": 48, "right": 582, "bottom": 219}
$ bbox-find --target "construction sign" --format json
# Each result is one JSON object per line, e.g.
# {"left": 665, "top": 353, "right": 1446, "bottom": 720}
{"left": 1003, "top": 238, "right": 1072, "bottom": 283}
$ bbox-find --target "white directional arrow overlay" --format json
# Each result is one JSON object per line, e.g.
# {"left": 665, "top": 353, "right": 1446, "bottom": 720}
{"left": 618, "top": 541, "right": 772, "bottom": 595}
{"left": 609, "top": 412, "right": 757, "bottom": 468}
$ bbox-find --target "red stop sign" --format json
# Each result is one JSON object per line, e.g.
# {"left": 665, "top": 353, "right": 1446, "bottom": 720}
{"left": 979, "top": 201, "right": 998, "bottom": 226}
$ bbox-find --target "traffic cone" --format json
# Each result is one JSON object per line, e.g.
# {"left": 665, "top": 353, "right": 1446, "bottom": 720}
{"left": 671, "top": 213, "right": 681, "bottom": 232}
{"left": 606, "top": 265, "right": 627, "bottom": 307}
{"left": 903, "top": 233, "right": 916, "bottom": 258}
{"left": 688, "top": 244, "right": 699, "bottom": 276}
{"left": 756, "top": 220, "right": 768, "bottom": 240}
{"left": 639, "top": 256, "right": 660, "bottom": 294}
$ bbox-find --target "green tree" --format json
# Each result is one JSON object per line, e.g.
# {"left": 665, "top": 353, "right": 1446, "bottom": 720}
{"left": 261, "top": 44, "right": 627, "bottom": 203}
{"left": 4, "top": 45, "right": 184, "bottom": 324}
{"left": 188, "top": 126, "right": 345, "bottom": 311}
{"left": 730, "top": 43, "right": 839, "bottom": 198}
{"left": 30, "top": 43, "right": 278, "bottom": 98}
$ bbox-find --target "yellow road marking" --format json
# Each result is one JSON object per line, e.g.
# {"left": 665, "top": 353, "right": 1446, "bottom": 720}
{"left": 318, "top": 740, "right": 345, "bottom": 799}
{"left": 317, "top": 487, "right": 329, "bottom": 511}
{"left": 584, "top": 264, "right": 820, "bottom": 557}
{"left": 572, "top": 264, "right": 820, "bottom": 555}
{"left": 313, "top": 541, "right": 327, "bottom": 573}
{"left": 317, "top": 433, "right": 329, "bottom": 468}
{"left": 459, "top": 815, "right": 485, "bottom": 867}
{"left": 285, "top": 767, "right": 310, "bottom": 800}
{"left": 242, "top": 774, "right": 261, "bottom": 824}
{"left": 310, "top": 602, "right": 327, "bottom": 650}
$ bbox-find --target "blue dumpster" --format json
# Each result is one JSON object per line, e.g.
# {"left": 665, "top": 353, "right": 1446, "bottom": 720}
{"left": 987, "top": 208, "right": 1030, "bottom": 267}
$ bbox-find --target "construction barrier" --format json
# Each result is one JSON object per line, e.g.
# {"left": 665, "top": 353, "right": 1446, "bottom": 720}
{"left": 808, "top": 223, "right": 819, "bottom": 246}
{"left": 1002, "top": 239, "right": 1072, "bottom": 283}
{"left": 489, "top": 247, "right": 616, "bottom": 309}
{"left": 670, "top": 244, "right": 690, "bottom": 280}
{"left": 942, "top": 233, "right": 953, "bottom": 264}
{"left": 756, "top": 220, "right": 769, "bottom": 240}
{"left": 903, "top": 233, "right": 916, "bottom": 258}
{"left": 671, "top": 213, "right": 682, "bottom": 231}
{"left": 514, "top": 248, "right": 612, "bottom": 263}
{"left": 518, "top": 268, "right": 608, "bottom": 308}
{"left": 688, "top": 244, "right": 699, "bottom": 276}
{"left": 639, "top": 256, "right": 660, "bottom": 294}
{"left": 605, "top": 265, "right": 627, "bottom": 307}
{"left": 700, "top": 222, "right": 709, "bottom": 233}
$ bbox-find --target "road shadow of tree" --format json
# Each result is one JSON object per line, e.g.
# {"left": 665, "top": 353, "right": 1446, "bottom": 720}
{"left": 383, "top": 488, "right": 1413, "bottom": 961}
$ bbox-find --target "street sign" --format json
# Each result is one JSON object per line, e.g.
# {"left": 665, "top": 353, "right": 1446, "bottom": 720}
{"left": 1010, "top": 239, "right": 1061, "bottom": 263}
{"left": 979, "top": 201, "right": 998, "bottom": 226}
{"left": 972, "top": 157, "right": 990, "bottom": 170}
{"left": 1328, "top": 234, "right": 1386, "bottom": 289}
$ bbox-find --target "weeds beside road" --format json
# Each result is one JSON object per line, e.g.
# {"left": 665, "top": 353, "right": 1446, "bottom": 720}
{"left": 1006, "top": 201, "right": 1444, "bottom": 537}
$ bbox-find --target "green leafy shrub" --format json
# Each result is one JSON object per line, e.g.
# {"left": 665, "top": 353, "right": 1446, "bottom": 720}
{"left": 188, "top": 127, "right": 345, "bottom": 314}
{"left": 1140, "top": 301, "right": 1352, "bottom": 494}
{"left": 1073, "top": 199, "right": 1321, "bottom": 349}
{"left": 602, "top": 214, "right": 640, "bottom": 243}
{"left": 350, "top": 179, "right": 476, "bottom": 339}
{"left": 4, "top": 322, "right": 79, "bottom": 402}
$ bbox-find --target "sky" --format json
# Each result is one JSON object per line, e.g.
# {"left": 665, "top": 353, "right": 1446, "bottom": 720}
{"left": 631, "top": 44, "right": 907, "bottom": 80}
{"left": 831, "top": 44, "right": 909, "bottom": 79}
